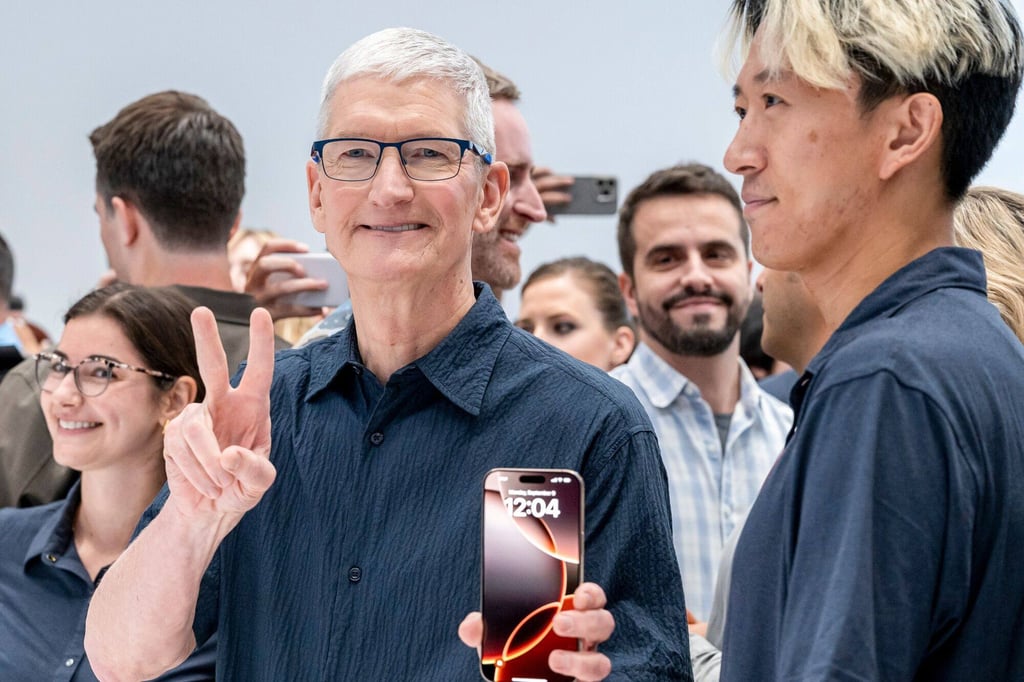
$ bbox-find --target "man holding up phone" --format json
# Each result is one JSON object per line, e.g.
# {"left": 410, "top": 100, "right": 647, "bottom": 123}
{"left": 85, "top": 28, "right": 691, "bottom": 682}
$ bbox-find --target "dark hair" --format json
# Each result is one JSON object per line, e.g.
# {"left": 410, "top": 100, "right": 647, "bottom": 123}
{"left": 471, "top": 57, "right": 521, "bottom": 101}
{"left": 64, "top": 283, "right": 204, "bottom": 401}
{"left": 90, "top": 90, "right": 246, "bottom": 252}
{"left": 522, "top": 256, "right": 635, "bottom": 335}
{"left": 0, "top": 232, "right": 12, "bottom": 304}
{"left": 617, "top": 163, "right": 748, "bottom": 278}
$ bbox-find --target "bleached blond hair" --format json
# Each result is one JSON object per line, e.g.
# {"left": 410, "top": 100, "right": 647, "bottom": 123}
{"left": 954, "top": 186, "right": 1024, "bottom": 343}
{"left": 724, "top": 0, "right": 1024, "bottom": 199}
{"left": 315, "top": 28, "right": 494, "bottom": 160}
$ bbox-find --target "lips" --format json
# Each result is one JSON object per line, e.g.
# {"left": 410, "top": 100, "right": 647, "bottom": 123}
{"left": 663, "top": 290, "right": 732, "bottom": 311}
{"left": 363, "top": 223, "right": 426, "bottom": 232}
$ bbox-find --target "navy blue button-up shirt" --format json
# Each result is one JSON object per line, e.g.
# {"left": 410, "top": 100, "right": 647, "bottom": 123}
{"left": 723, "top": 248, "right": 1024, "bottom": 680}
{"left": 189, "top": 284, "right": 691, "bottom": 680}
{"left": 0, "top": 483, "right": 215, "bottom": 680}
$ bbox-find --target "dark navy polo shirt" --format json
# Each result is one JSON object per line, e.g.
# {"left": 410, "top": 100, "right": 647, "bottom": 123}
{"left": 0, "top": 483, "right": 215, "bottom": 680}
{"left": 192, "top": 284, "right": 692, "bottom": 681}
{"left": 722, "top": 248, "right": 1024, "bottom": 680}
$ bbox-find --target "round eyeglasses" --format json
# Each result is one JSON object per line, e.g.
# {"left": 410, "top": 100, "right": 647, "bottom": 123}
{"left": 35, "top": 352, "right": 176, "bottom": 397}
{"left": 310, "top": 137, "right": 493, "bottom": 182}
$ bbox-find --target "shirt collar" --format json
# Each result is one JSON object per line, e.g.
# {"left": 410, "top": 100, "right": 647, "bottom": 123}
{"left": 172, "top": 286, "right": 259, "bottom": 326}
{"left": 24, "top": 480, "right": 80, "bottom": 568}
{"left": 807, "top": 246, "right": 986, "bottom": 376}
{"left": 628, "top": 342, "right": 766, "bottom": 411}
{"left": 305, "top": 283, "right": 510, "bottom": 416}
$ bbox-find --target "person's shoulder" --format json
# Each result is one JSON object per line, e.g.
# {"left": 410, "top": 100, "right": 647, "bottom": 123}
{"left": 0, "top": 500, "right": 62, "bottom": 549}
{"left": 499, "top": 328, "right": 652, "bottom": 424}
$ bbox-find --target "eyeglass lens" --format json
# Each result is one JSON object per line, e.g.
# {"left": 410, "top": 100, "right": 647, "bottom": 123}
{"left": 37, "top": 356, "right": 116, "bottom": 397}
{"left": 319, "top": 139, "right": 465, "bottom": 181}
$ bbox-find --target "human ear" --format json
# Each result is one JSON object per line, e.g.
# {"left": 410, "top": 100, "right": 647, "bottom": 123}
{"left": 472, "top": 161, "right": 510, "bottom": 235}
{"left": 159, "top": 376, "right": 199, "bottom": 423}
{"left": 878, "top": 92, "right": 943, "bottom": 181}
{"left": 110, "top": 196, "right": 140, "bottom": 247}
{"left": 307, "top": 161, "right": 327, "bottom": 236}
{"left": 609, "top": 325, "right": 637, "bottom": 368}
{"left": 618, "top": 272, "right": 640, "bottom": 319}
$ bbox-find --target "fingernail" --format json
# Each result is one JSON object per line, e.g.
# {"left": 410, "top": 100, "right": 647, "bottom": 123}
{"left": 549, "top": 650, "right": 567, "bottom": 670}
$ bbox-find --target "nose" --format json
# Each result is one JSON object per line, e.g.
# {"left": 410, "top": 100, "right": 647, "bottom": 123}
{"left": 512, "top": 174, "right": 547, "bottom": 224}
{"left": 679, "top": 253, "right": 715, "bottom": 293}
{"left": 367, "top": 148, "right": 414, "bottom": 207}
{"left": 49, "top": 371, "right": 83, "bottom": 404}
{"left": 723, "top": 118, "right": 764, "bottom": 178}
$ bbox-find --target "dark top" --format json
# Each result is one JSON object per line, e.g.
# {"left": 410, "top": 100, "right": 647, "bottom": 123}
{"left": 758, "top": 368, "right": 797, "bottom": 404}
{"left": 0, "top": 286, "right": 285, "bottom": 509}
{"left": 0, "top": 483, "right": 215, "bottom": 680}
{"left": 187, "top": 284, "right": 692, "bottom": 681}
{"left": 722, "top": 248, "right": 1024, "bottom": 681}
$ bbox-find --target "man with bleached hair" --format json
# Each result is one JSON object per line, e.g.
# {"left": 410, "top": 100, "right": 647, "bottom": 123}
{"left": 720, "top": 0, "right": 1024, "bottom": 679}
{"left": 85, "top": 27, "right": 691, "bottom": 682}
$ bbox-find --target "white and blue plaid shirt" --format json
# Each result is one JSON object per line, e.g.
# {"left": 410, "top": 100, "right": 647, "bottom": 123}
{"left": 612, "top": 343, "right": 793, "bottom": 619}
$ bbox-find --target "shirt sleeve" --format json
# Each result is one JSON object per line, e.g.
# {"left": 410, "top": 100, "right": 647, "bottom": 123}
{"left": 775, "top": 371, "right": 975, "bottom": 680}
{"left": 584, "top": 427, "right": 693, "bottom": 681}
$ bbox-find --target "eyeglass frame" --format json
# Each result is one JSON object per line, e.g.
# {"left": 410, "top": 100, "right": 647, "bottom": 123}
{"left": 310, "top": 137, "right": 494, "bottom": 183}
{"left": 34, "top": 351, "right": 177, "bottom": 398}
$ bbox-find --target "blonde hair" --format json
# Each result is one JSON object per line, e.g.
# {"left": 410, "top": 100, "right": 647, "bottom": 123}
{"left": 725, "top": 0, "right": 1022, "bottom": 90}
{"left": 954, "top": 186, "right": 1024, "bottom": 343}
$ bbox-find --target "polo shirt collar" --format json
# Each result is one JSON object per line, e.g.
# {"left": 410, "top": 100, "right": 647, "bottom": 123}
{"left": 809, "top": 247, "right": 986, "bottom": 375}
{"left": 24, "top": 481, "right": 80, "bottom": 568}
{"left": 628, "top": 342, "right": 695, "bottom": 408}
{"left": 305, "top": 283, "right": 510, "bottom": 416}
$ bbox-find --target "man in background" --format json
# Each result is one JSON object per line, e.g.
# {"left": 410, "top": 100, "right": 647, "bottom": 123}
{"left": 0, "top": 90, "right": 286, "bottom": 508}
{"left": 612, "top": 163, "right": 792, "bottom": 620}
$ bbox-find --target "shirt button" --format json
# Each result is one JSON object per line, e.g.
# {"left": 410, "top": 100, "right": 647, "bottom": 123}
{"left": 46, "top": 553, "right": 57, "bottom": 563}
{"left": 65, "top": 658, "right": 75, "bottom": 667}
{"left": 369, "top": 431, "right": 384, "bottom": 446}
{"left": 349, "top": 566, "right": 362, "bottom": 583}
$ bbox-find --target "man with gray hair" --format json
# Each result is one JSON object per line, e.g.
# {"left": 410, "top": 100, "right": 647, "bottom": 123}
{"left": 86, "top": 28, "right": 691, "bottom": 682}
{"left": 720, "top": 0, "right": 1024, "bottom": 679}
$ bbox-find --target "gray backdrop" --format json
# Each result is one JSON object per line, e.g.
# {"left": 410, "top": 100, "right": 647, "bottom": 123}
{"left": 3, "top": 1, "right": 1022, "bottom": 336}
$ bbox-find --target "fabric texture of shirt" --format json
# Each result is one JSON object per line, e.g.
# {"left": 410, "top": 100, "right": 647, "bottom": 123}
{"left": 0, "top": 286, "right": 285, "bottom": 509}
{"left": 722, "top": 248, "right": 1024, "bottom": 681}
{"left": 0, "top": 483, "right": 215, "bottom": 681}
{"left": 187, "top": 284, "right": 692, "bottom": 681}
{"left": 611, "top": 344, "right": 792, "bottom": 619}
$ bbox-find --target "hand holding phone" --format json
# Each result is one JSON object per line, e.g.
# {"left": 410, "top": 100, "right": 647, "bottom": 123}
{"left": 480, "top": 469, "right": 584, "bottom": 682}
{"left": 544, "top": 176, "right": 618, "bottom": 216}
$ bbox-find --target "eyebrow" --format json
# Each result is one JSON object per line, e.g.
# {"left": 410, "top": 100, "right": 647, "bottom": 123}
{"left": 732, "top": 68, "right": 776, "bottom": 98}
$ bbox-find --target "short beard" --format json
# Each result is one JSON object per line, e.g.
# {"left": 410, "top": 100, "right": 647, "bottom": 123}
{"left": 638, "top": 289, "right": 744, "bottom": 357}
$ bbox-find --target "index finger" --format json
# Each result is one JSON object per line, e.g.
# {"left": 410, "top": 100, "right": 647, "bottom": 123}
{"left": 236, "top": 307, "right": 276, "bottom": 395}
{"left": 192, "top": 307, "right": 231, "bottom": 402}
{"left": 256, "top": 237, "right": 310, "bottom": 258}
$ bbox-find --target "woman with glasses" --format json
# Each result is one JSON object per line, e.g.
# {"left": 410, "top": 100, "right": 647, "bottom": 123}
{"left": 515, "top": 256, "right": 636, "bottom": 372}
{"left": 0, "top": 283, "right": 214, "bottom": 680}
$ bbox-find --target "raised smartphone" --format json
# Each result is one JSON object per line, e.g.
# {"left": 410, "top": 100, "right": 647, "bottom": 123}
{"left": 480, "top": 469, "right": 584, "bottom": 682}
{"left": 267, "top": 252, "right": 349, "bottom": 308}
{"left": 546, "top": 175, "right": 618, "bottom": 216}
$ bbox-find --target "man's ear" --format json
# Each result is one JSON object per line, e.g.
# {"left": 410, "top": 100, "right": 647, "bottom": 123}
{"left": 472, "top": 161, "right": 510, "bottom": 235}
{"left": 609, "top": 325, "right": 637, "bottom": 368}
{"left": 307, "top": 161, "right": 327, "bottom": 236}
{"left": 110, "top": 196, "right": 140, "bottom": 247}
{"left": 878, "top": 92, "right": 943, "bottom": 181}
{"left": 618, "top": 271, "right": 639, "bottom": 318}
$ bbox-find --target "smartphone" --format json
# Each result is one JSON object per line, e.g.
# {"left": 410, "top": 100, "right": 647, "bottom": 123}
{"left": 546, "top": 176, "right": 618, "bottom": 216}
{"left": 480, "top": 468, "right": 584, "bottom": 682}
{"left": 267, "top": 252, "right": 349, "bottom": 308}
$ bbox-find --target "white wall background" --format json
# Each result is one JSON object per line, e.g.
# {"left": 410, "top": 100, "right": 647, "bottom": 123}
{"left": 2, "top": 1, "right": 1023, "bottom": 336}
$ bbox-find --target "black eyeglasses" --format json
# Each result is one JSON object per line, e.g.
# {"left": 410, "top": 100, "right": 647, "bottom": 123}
{"left": 310, "top": 137, "right": 493, "bottom": 182}
{"left": 35, "top": 352, "right": 176, "bottom": 398}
